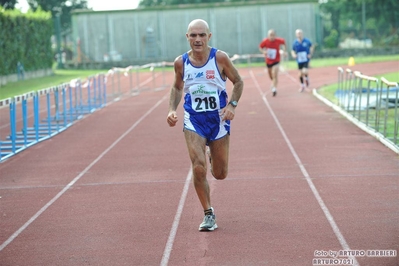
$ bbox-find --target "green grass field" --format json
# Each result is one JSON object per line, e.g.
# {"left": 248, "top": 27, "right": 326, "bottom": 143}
{"left": 1, "top": 54, "right": 398, "bottom": 101}
{"left": 317, "top": 71, "right": 399, "bottom": 104}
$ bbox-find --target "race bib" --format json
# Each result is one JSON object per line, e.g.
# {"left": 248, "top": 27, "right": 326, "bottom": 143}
{"left": 189, "top": 84, "right": 220, "bottom": 112}
{"left": 297, "top": 51, "right": 308, "bottom": 63}
{"left": 266, "top": 48, "right": 277, "bottom": 60}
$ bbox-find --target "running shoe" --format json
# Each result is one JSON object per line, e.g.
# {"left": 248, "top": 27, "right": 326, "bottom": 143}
{"left": 272, "top": 87, "right": 277, "bottom": 97}
{"left": 199, "top": 207, "right": 218, "bottom": 231}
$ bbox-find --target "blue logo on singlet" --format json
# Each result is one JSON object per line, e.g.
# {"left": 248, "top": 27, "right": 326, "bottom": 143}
{"left": 195, "top": 72, "right": 204, "bottom": 78}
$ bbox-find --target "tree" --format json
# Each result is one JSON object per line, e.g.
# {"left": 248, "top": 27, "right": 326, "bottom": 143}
{"left": 0, "top": 0, "right": 17, "bottom": 9}
{"left": 319, "top": 0, "right": 399, "bottom": 47}
{"left": 26, "top": 0, "right": 88, "bottom": 63}
{"left": 27, "top": 0, "right": 88, "bottom": 34}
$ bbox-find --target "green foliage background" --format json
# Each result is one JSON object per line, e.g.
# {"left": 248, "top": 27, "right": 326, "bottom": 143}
{"left": 0, "top": 8, "right": 53, "bottom": 75}
{"left": 319, "top": 0, "right": 399, "bottom": 48}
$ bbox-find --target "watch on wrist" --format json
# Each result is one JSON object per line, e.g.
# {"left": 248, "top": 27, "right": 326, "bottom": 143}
{"left": 229, "top": 100, "right": 238, "bottom": 107}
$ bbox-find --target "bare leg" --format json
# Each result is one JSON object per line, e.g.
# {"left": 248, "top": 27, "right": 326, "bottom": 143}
{"left": 302, "top": 67, "right": 309, "bottom": 87}
{"left": 184, "top": 130, "right": 211, "bottom": 210}
{"left": 208, "top": 135, "right": 230, "bottom": 180}
{"left": 267, "top": 67, "right": 273, "bottom": 80}
{"left": 271, "top": 64, "right": 280, "bottom": 89}
{"left": 302, "top": 67, "right": 308, "bottom": 76}
{"left": 184, "top": 130, "right": 230, "bottom": 211}
{"left": 299, "top": 70, "right": 304, "bottom": 91}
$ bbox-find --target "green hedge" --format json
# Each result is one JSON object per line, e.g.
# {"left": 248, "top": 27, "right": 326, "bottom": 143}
{"left": 0, "top": 8, "right": 53, "bottom": 75}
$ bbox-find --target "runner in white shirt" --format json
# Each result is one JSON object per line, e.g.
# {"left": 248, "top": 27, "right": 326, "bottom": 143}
{"left": 167, "top": 19, "right": 244, "bottom": 231}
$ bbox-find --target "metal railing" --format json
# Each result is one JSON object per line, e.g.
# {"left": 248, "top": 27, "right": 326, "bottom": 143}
{"left": 336, "top": 67, "right": 399, "bottom": 147}
{"left": 0, "top": 75, "right": 107, "bottom": 162}
{"left": 1, "top": 55, "right": 397, "bottom": 162}
{"left": 0, "top": 61, "right": 175, "bottom": 162}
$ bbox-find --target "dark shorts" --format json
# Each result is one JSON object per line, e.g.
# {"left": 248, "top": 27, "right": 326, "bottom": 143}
{"left": 266, "top": 62, "right": 280, "bottom": 68}
{"left": 298, "top": 62, "right": 309, "bottom": 69}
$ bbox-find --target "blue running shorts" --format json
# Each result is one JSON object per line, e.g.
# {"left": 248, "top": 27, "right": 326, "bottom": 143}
{"left": 183, "top": 110, "right": 230, "bottom": 144}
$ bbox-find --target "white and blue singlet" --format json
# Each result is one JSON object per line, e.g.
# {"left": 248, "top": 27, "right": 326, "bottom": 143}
{"left": 182, "top": 48, "right": 230, "bottom": 144}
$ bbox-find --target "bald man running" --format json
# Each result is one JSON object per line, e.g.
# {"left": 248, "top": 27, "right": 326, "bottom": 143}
{"left": 167, "top": 19, "right": 244, "bottom": 231}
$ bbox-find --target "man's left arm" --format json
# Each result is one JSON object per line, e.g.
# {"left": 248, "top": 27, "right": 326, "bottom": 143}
{"left": 217, "top": 51, "right": 244, "bottom": 121}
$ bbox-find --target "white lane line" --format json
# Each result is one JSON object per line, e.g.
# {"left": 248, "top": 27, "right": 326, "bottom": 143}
{"left": 249, "top": 70, "right": 360, "bottom": 266}
{"left": 160, "top": 167, "right": 192, "bottom": 266}
{"left": 0, "top": 95, "right": 167, "bottom": 252}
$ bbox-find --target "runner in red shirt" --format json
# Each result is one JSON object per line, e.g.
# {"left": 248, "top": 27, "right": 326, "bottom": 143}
{"left": 259, "top": 29, "right": 287, "bottom": 96}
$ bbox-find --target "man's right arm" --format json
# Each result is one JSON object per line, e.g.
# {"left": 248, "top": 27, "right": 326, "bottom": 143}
{"left": 290, "top": 41, "right": 297, "bottom": 59}
{"left": 167, "top": 56, "right": 184, "bottom": 127}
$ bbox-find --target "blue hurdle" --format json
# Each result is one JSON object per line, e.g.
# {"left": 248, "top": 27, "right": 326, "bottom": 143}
{"left": 0, "top": 74, "right": 107, "bottom": 162}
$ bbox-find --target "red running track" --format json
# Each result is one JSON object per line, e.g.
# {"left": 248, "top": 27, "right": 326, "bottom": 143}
{"left": 0, "top": 61, "right": 398, "bottom": 266}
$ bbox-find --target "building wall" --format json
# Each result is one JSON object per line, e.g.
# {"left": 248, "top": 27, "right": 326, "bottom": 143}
{"left": 71, "top": 2, "right": 317, "bottom": 66}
